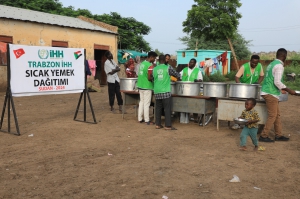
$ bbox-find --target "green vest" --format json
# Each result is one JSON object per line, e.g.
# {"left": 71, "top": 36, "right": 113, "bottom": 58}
{"left": 137, "top": 60, "right": 153, "bottom": 89}
{"left": 181, "top": 67, "right": 200, "bottom": 81}
{"left": 261, "top": 60, "right": 282, "bottom": 96}
{"left": 240, "top": 62, "right": 262, "bottom": 84}
{"left": 153, "top": 64, "right": 170, "bottom": 94}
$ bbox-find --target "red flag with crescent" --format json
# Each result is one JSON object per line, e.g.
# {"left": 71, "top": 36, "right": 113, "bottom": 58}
{"left": 13, "top": 48, "right": 25, "bottom": 59}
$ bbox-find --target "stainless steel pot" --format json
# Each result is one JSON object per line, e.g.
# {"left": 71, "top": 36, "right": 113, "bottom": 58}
{"left": 258, "top": 86, "right": 288, "bottom": 102}
{"left": 120, "top": 78, "right": 138, "bottom": 91}
{"left": 279, "top": 93, "right": 288, "bottom": 101}
{"left": 175, "top": 81, "right": 202, "bottom": 96}
{"left": 202, "top": 82, "right": 227, "bottom": 97}
{"left": 171, "top": 82, "right": 176, "bottom": 95}
{"left": 228, "top": 83, "right": 259, "bottom": 99}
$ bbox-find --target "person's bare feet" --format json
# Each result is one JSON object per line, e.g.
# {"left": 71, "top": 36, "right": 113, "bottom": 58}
{"left": 239, "top": 146, "right": 247, "bottom": 151}
{"left": 254, "top": 146, "right": 258, "bottom": 151}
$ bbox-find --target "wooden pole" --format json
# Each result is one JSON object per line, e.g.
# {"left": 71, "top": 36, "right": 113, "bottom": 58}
{"left": 227, "top": 38, "right": 239, "bottom": 70}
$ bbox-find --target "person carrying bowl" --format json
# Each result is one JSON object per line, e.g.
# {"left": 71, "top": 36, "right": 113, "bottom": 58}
{"left": 259, "top": 48, "right": 296, "bottom": 142}
{"left": 238, "top": 98, "right": 260, "bottom": 151}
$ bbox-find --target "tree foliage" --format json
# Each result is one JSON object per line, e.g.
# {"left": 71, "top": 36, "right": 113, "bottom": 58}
{"left": 154, "top": 49, "right": 164, "bottom": 55}
{"left": 0, "top": 0, "right": 151, "bottom": 51}
{"left": 183, "top": 0, "right": 242, "bottom": 41}
{"left": 94, "top": 12, "right": 151, "bottom": 52}
{"left": 179, "top": 32, "right": 251, "bottom": 60}
{"left": 182, "top": 0, "right": 242, "bottom": 68}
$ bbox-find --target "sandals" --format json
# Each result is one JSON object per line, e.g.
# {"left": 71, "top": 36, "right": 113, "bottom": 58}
{"left": 155, "top": 125, "right": 164, "bottom": 129}
{"left": 164, "top": 127, "right": 177, "bottom": 130}
{"left": 239, "top": 147, "right": 247, "bottom": 151}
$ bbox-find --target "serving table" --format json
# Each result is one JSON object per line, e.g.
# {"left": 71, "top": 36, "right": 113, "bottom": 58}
{"left": 121, "top": 91, "right": 216, "bottom": 126}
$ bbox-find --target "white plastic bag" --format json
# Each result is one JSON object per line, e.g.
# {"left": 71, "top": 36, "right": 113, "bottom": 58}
{"left": 229, "top": 175, "right": 240, "bottom": 182}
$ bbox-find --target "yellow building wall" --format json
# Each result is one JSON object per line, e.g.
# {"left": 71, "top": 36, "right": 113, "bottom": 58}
{"left": 0, "top": 18, "right": 118, "bottom": 91}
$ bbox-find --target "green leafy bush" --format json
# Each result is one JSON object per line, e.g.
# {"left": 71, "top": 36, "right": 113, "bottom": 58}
{"left": 208, "top": 71, "right": 226, "bottom": 82}
{"left": 202, "top": 74, "right": 210, "bottom": 82}
{"left": 283, "top": 62, "right": 300, "bottom": 90}
{"left": 225, "top": 70, "right": 237, "bottom": 81}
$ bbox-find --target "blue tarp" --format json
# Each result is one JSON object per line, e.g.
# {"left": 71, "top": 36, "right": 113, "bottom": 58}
{"left": 117, "top": 49, "right": 147, "bottom": 64}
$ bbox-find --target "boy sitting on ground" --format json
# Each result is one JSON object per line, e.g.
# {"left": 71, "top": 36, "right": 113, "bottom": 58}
{"left": 239, "top": 98, "right": 260, "bottom": 151}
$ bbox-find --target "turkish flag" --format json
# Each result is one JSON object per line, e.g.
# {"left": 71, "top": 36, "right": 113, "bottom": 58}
{"left": 13, "top": 48, "right": 25, "bottom": 59}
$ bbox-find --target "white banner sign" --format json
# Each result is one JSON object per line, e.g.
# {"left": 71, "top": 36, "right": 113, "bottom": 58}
{"left": 9, "top": 44, "right": 85, "bottom": 96}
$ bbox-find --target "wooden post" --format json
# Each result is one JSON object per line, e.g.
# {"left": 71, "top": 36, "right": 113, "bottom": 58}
{"left": 227, "top": 38, "right": 239, "bottom": 70}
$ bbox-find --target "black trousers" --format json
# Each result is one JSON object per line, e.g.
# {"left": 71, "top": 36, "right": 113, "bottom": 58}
{"left": 155, "top": 97, "right": 172, "bottom": 127}
{"left": 108, "top": 81, "right": 123, "bottom": 107}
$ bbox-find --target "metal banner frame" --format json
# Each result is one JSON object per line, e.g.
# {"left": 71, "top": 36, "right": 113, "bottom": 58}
{"left": 0, "top": 45, "right": 97, "bottom": 136}
{"left": 73, "top": 49, "right": 97, "bottom": 124}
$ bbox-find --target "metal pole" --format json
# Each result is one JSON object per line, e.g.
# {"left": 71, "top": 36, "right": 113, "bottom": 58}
{"left": 7, "top": 44, "right": 11, "bottom": 133}
{"left": 73, "top": 92, "right": 83, "bottom": 120}
{"left": 86, "top": 90, "right": 97, "bottom": 123}
{"left": 83, "top": 49, "right": 87, "bottom": 122}
{"left": 8, "top": 90, "right": 10, "bottom": 132}
{"left": 84, "top": 88, "right": 86, "bottom": 122}
{"left": 10, "top": 91, "right": 20, "bottom": 135}
{"left": 122, "top": 93, "right": 125, "bottom": 119}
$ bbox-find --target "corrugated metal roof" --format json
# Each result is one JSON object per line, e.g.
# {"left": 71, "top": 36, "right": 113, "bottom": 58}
{"left": 0, "top": 5, "right": 117, "bottom": 34}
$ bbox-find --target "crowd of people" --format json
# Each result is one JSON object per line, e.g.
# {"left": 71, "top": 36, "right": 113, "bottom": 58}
{"left": 104, "top": 48, "right": 297, "bottom": 149}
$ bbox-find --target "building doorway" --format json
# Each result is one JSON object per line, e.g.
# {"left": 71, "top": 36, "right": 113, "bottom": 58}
{"left": 94, "top": 44, "right": 109, "bottom": 86}
{"left": 94, "top": 49, "right": 107, "bottom": 85}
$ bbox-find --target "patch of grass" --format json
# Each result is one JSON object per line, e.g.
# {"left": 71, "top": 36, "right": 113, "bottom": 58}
{"left": 283, "top": 62, "right": 300, "bottom": 90}
{"left": 285, "top": 79, "right": 300, "bottom": 90}
{"left": 202, "top": 74, "right": 211, "bottom": 82}
{"left": 208, "top": 71, "right": 226, "bottom": 82}
{"left": 225, "top": 70, "right": 237, "bottom": 81}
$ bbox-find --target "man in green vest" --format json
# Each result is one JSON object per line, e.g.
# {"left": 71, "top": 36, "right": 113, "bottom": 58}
{"left": 153, "top": 55, "right": 180, "bottom": 130}
{"left": 259, "top": 48, "right": 296, "bottom": 142}
{"left": 180, "top": 58, "right": 203, "bottom": 123}
{"left": 235, "top": 55, "right": 264, "bottom": 84}
{"left": 137, "top": 51, "right": 157, "bottom": 125}
{"left": 180, "top": 58, "right": 203, "bottom": 82}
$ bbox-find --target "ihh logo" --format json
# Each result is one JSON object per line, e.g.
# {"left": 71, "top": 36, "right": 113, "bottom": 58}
{"left": 38, "top": 49, "right": 49, "bottom": 59}
{"left": 50, "top": 50, "right": 64, "bottom": 59}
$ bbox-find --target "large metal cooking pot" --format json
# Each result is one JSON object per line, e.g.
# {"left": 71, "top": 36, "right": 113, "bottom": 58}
{"left": 258, "top": 86, "right": 288, "bottom": 102}
{"left": 120, "top": 78, "right": 138, "bottom": 91}
{"left": 228, "top": 83, "right": 259, "bottom": 99}
{"left": 175, "top": 81, "right": 202, "bottom": 96}
{"left": 171, "top": 82, "right": 176, "bottom": 95}
{"left": 202, "top": 82, "right": 227, "bottom": 97}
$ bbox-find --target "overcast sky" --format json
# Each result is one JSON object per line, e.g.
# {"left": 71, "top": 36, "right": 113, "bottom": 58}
{"left": 60, "top": 0, "right": 300, "bottom": 55}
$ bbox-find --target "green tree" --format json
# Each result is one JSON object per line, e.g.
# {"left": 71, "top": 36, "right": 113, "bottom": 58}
{"left": 154, "top": 49, "right": 164, "bottom": 55}
{"left": 0, "top": 0, "right": 151, "bottom": 51}
{"left": 182, "top": 0, "right": 242, "bottom": 68}
{"left": 0, "top": 0, "right": 63, "bottom": 13}
{"left": 94, "top": 12, "right": 151, "bottom": 52}
{"left": 179, "top": 32, "right": 251, "bottom": 60}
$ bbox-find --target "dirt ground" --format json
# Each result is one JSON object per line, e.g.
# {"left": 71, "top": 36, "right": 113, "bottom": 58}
{"left": 0, "top": 88, "right": 299, "bottom": 199}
